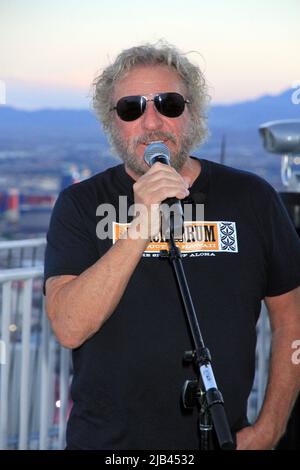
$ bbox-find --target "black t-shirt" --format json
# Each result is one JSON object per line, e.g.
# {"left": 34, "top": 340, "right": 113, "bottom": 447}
{"left": 44, "top": 159, "right": 300, "bottom": 450}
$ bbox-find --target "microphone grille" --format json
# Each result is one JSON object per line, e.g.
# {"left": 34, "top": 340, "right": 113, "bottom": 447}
{"left": 144, "top": 141, "right": 170, "bottom": 166}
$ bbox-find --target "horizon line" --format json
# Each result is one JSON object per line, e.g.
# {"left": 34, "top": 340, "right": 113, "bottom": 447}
{"left": 0, "top": 87, "right": 293, "bottom": 113}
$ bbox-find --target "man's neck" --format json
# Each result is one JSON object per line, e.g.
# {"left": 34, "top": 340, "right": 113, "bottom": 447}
{"left": 179, "top": 156, "right": 201, "bottom": 188}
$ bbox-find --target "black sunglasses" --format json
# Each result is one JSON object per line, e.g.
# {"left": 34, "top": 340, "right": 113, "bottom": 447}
{"left": 111, "top": 92, "right": 190, "bottom": 122}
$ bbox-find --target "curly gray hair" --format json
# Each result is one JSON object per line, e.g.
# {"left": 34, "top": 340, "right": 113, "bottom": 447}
{"left": 92, "top": 41, "right": 210, "bottom": 150}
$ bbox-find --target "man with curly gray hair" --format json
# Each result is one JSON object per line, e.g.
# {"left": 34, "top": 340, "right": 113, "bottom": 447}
{"left": 45, "top": 42, "right": 300, "bottom": 451}
{"left": 92, "top": 41, "right": 209, "bottom": 176}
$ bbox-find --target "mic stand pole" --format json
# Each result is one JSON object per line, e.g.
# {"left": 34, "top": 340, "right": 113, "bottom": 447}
{"left": 160, "top": 215, "right": 236, "bottom": 450}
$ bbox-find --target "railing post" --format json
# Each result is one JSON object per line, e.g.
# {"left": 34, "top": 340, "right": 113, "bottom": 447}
{"left": 256, "top": 303, "right": 271, "bottom": 412}
{"left": 58, "top": 348, "right": 70, "bottom": 449}
{"left": 19, "top": 278, "right": 33, "bottom": 450}
{"left": 39, "top": 297, "right": 50, "bottom": 450}
{"left": 0, "top": 282, "right": 12, "bottom": 450}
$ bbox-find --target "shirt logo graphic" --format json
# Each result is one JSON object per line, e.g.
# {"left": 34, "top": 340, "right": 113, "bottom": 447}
{"left": 113, "top": 221, "right": 238, "bottom": 254}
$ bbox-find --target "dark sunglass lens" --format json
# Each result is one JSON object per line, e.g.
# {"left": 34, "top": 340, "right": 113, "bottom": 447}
{"left": 116, "top": 96, "right": 145, "bottom": 121}
{"left": 156, "top": 93, "right": 185, "bottom": 118}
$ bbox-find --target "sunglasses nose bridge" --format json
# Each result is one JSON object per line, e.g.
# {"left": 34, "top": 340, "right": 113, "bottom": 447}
{"left": 140, "top": 97, "right": 164, "bottom": 129}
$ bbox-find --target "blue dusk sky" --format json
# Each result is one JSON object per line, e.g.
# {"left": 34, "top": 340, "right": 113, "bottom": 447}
{"left": 0, "top": 0, "right": 299, "bottom": 109}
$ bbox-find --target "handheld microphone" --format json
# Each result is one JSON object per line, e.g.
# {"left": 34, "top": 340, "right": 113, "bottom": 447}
{"left": 143, "top": 141, "right": 171, "bottom": 166}
{"left": 144, "top": 141, "right": 184, "bottom": 239}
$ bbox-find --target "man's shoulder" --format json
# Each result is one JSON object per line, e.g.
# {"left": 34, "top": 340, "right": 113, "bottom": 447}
{"left": 203, "top": 159, "right": 275, "bottom": 195}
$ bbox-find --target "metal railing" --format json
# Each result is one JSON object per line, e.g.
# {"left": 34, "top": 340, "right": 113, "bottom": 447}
{"left": 0, "top": 241, "right": 71, "bottom": 450}
{"left": 0, "top": 238, "right": 46, "bottom": 269}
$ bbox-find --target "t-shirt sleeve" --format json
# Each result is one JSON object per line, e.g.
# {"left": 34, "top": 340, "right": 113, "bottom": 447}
{"left": 260, "top": 184, "right": 300, "bottom": 297}
{"left": 43, "top": 189, "right": 99, "bottom": 295}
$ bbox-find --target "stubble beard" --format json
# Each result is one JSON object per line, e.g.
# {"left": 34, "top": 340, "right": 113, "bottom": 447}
{"left": 109, "top": 126, "right": 196, "bottom": 176}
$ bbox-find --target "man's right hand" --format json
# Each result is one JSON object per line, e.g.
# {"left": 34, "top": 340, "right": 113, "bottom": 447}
{"left": 130, "top": 162, "right": 190, "bottom": 239}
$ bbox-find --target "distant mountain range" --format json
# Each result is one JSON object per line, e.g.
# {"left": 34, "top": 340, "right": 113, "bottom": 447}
{"left": 0, "top": 88, "right": 299, "bottom": 189}
{"left": 0, "top": 107, "right": 102, "bottom": 143}
{"left": 209, "top": 89, "right": 299, "bottom": 129}
{"left": 0, "top": 89, "right": 299, "bottom": 143}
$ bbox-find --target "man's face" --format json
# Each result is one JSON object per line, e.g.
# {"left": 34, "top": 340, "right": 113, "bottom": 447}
{"left": 110, "top": 65, "right": 193, "bottom": 177}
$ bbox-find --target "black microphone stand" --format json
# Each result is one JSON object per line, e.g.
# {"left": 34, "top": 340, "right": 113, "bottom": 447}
{"left": 160, "top": 213, "right": 236, "bottom": 450}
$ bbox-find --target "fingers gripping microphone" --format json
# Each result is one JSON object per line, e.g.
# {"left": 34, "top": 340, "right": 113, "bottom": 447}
{"left": 144, "top": 141, "right": 184, "bottom": 240}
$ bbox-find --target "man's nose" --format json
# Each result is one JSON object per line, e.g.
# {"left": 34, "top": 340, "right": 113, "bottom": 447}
{"left": 140, "top": 101, "right": 163, "bottom": 130}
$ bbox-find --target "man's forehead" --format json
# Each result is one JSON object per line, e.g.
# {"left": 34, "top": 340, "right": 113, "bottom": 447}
{"left": 113, "top": 65, "right": 186, "bottom": 97}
